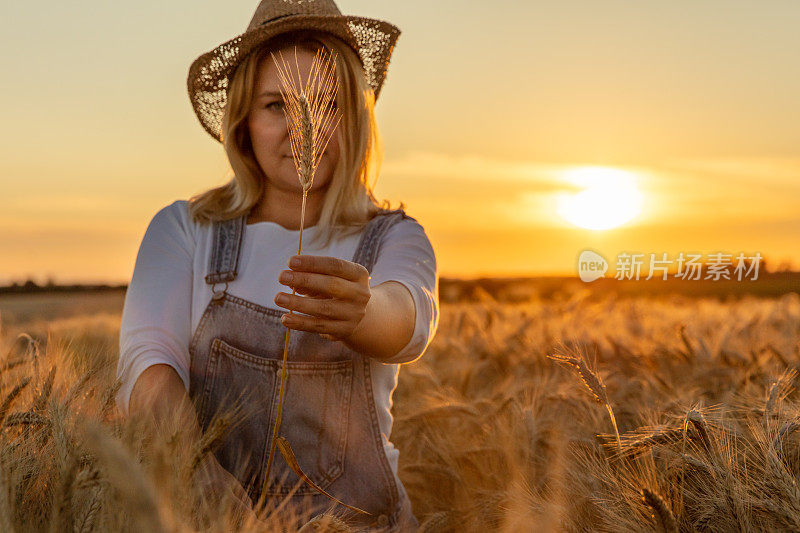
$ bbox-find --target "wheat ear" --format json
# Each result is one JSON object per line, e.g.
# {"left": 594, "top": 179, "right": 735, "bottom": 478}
{"left": 641, "top": 488, "right": 679, "bottom": 533}
{"left": 0, "top": 376, "right": 32, "bottom": 427}
{"left": 260, "top": 45, "right": 342, "bottom": 506}
{"left": 548, "top": 352, "right": 621, "bottom": 449}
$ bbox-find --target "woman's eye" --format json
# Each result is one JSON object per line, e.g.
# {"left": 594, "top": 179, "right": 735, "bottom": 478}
{"left": 266, "top": 101, "right": 284, "bottom": 110}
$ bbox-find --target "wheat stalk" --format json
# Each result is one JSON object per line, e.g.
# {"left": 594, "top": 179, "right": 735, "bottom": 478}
{"left": 33, "top": 365, "right": 56, "bottom": 412}
{"left": 418, "top": 511, "right": 451, "bottom": 533}
{"left": 0, "top": 376, "right": 32, "bottom": 427}
{"left": 600, "top": 427, "right": 686, "bottom": 460}
{"left": 260, "top": 45, "right": 343, "bottom": 508}
{"left": 274, "top": 436, "right": 369, "bottom": 515}
{"left": 685, "top": 408, "right": 712, "bottom": 451}
{"left": 63, "top": 365, "right": 100, "bottom": 408}
{"left": 298, "top": 514, "right": 354, "bottom": 533}
{"left": 81, "top": 423, "right": 165, "bottom": 533}
{"left": 547, "top": 352, "right": 621, "bottom": 449}
{"left": 99, "top": 380, "right": 122, "bottom": 418}
{"left": 641, "top": 488, "right": 679, "bottom": 533}
{"left": 3, "top": 411, "right": 52, "bottom": 430}
{"left": 49, "top": 449, "right": 80, "bottom": 533}
{"left": 765, "top": 368, "right": 796, "bottom": 423}
{"left": 189, "top": 414, "right": 233, "bottom": 475}
{"left": 75, "top": 484, "right": 104, "bottom": 533}
{"left": 0, "top": 469, "right": 14, "bottom": 533}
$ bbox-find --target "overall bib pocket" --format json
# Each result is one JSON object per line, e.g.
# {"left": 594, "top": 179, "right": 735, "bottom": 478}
{"left": 264, "top": 350, "right": 354, "bottom": 496}
{"left": 197, "top": 337, "right": 279, "bottom": 494}
{"left": 198, "top": 337, "right": 354, "bottom": 498}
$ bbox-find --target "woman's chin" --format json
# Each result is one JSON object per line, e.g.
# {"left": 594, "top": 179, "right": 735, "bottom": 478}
{"left": 265, "top": 168, "right": 330, "bottom": 192}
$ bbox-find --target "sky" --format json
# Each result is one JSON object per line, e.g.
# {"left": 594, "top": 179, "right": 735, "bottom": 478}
{"left": 1, "top": 0, "right": 799, "bottom": 284}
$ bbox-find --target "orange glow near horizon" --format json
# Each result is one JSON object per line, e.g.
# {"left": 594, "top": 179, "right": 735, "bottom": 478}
{"left": 0, "top": 2, "right": 798, "bottom": 283}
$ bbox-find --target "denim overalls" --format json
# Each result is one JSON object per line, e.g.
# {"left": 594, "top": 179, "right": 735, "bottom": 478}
{"left": 187, "top": 208, "right": 419, "bottom": 532}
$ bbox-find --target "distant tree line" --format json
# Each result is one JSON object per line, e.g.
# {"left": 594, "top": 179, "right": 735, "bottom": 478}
{"left": 1, "top": 257, "right": 796, "bottom": 297}
{"left": 0, "top": 279, "right": 127, "bottom": 294}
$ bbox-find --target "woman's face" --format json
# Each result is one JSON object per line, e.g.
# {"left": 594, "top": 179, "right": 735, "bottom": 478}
{"left": 247, "top": 46, "right": 341, "bottom": 195}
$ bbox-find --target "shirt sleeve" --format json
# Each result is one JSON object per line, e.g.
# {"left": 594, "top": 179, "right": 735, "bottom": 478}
{"left": 367, "top": 216, "right": 439, "bottom": 365}
{"left": 115, "top": 200, "right": 194, "bottom": 417}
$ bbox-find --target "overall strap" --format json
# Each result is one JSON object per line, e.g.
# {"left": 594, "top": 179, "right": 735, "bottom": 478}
{"left": 352, "top": 208, "right": 410, "bottom": 273}
{"left": 204, "top": 215, "right": 247, "bottom": 286}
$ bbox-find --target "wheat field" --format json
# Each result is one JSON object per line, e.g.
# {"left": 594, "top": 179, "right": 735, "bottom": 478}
{"left": 0, "top": 288, "right": 799, "bottom": 532}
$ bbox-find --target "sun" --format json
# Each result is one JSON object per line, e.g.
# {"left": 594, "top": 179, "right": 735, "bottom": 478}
{"left": 556, "top": 167, "right": 643, "bottom": 230}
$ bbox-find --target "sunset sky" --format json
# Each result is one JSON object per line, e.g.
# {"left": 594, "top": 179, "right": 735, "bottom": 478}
{"left": 1, "top": 1, "right": 799, "bottom": 284}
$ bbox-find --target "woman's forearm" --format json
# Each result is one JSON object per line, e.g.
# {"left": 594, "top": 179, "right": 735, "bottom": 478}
{"left": 129, "top": 363, "right": 203, "bottom": 450}
{"left": 341, "top": 281, "right": 415, "bottom": 362}
{"left": 129, "top": 363, "right": 257, "bottom": 515}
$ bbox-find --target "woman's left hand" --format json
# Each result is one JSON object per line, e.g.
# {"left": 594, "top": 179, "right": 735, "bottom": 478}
{"left": 275, "top": 254, "right": 371, "bottom": 342}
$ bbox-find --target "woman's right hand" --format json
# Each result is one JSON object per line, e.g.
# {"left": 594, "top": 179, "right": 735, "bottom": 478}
{"left": 193, "top": 454, "right": 258, "bottom": 526}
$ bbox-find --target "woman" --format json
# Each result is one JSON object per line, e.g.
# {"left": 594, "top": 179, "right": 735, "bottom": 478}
{"left": 115, "top": 1, "right": 438, "bottom": 531}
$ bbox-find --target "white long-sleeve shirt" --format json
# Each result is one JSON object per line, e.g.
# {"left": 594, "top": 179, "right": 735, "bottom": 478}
{"left": 115, "top": 199, "right": 439, "bottom": 485}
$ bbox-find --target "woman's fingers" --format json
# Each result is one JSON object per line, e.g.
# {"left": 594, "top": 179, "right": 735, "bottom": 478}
{"left": 279, "top": 270, "right": 347, "bottom": 300}
{"left": 280, "top": 312, "right": 354, "bottom": 340}
{"left": 287, "top": 255, "right": 369, "bottom": 283}
{"left": 279, "top": 270, "right": 369, "bottom": 304}
{"left": 275, "top": 292, "right": 348, "bottom": 320}
{"left": 275, "top": 291, "right": 359, "bottom": 320}
{"left": 292, "top": 285, "right": 332, "bottom": 299}
{"left": 275, "top": 256, "right": 371, "bottom": 342}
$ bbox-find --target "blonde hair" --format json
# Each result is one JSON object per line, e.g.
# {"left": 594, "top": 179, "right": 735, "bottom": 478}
{"left": 187, "top": 30, "right": 403, "bottom": 248}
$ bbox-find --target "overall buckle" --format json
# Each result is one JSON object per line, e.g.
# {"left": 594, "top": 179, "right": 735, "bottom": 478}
{"left": 211, "top": 281, "right": 229, "bottom": 304}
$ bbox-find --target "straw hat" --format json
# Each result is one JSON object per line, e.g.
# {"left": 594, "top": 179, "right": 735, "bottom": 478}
{"left": 187, "top": 0, "right": 401, "bottom": 143}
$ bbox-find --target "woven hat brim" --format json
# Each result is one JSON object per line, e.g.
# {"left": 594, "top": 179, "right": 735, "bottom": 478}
{"left": 187, "top": 14, "right": 400, "bottom": 143}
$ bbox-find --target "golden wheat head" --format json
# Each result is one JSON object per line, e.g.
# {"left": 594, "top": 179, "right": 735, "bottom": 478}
{"left": 270, "top": 46, "right": 342, "bottom": 192}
